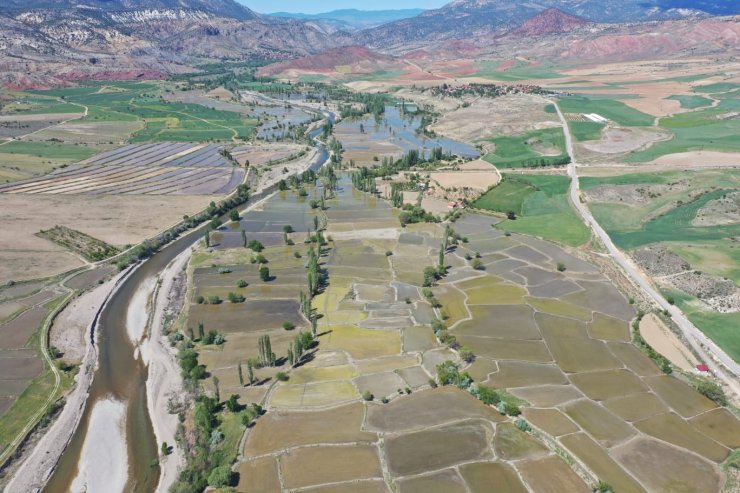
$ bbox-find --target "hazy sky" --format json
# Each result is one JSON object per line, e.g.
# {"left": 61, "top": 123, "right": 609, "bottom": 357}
{"left": 240, "top": 1, "right": 448, "bottom": 14}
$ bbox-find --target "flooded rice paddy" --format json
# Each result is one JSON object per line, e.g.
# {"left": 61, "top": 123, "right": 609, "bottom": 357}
{"left": 334, "top": 106, "right": 480, "bottom": 163}
{"left": 186, "top": 175, "right": 740, "bottom": 492}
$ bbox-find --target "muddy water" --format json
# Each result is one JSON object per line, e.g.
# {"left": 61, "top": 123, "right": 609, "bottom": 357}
{"left": 44, "top": 228, "right": 204, "bottom": 492}
{"left": 44, "top": 109, "right": 335, "bottom": 492}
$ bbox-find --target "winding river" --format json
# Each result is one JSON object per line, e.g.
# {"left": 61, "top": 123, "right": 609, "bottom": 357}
{"left": 43, "top": 107, "right": 332, "bottom": 492}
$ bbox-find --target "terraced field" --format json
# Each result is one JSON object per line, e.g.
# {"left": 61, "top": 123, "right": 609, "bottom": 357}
{"left": 0, "top": 143, "right": 244, "bottom": 196}
{"left": 180, "top": 174, "right": 739, "bottom": 493}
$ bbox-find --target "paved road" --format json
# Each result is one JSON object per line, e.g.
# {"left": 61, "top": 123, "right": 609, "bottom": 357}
{"left": 551, "top": 101, "right": 740, "bottom": 396}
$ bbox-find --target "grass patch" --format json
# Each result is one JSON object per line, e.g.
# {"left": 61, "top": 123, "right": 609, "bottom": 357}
{"left": 481, "top": 128, "right": 569, "bottom": 168}
{"left": 473, "top": 174, "right": 590, "bottom": 246}
{"left": 665, "top": 241, "right": 740, "bottom": 285}
{"left": 0, "top": 141, "right": 97, "bottom": 160}
{"left": 610, "top": 189, "right": 740, "bottom": 249}
{"left": 626, "top": 103, "right": 740, "bottom": 162}
{"left": 472, "top": 177, "right": 536, "bottom": 215}
{"left": 557, "top": 95, "right": 654, "bottom": 126}
{"left": 666, "top": 95, "right": 713, "bottom": 109}
{"left": 665, "top": 289, "right": 740, "bottom": 363}
{"left": 29, "top": 82, "right": 256, "bottom": 143}
{"left": 569, "top": 121, "right": 604, "bottom": 141}
{"left": 37, "top": 226, "right": 120, "bottom": 262}
{"left": 692, "top": 82, "right": 739, "bottom": 94}
{"left": 474, "top": 61, "right": 563, "bottom": 81}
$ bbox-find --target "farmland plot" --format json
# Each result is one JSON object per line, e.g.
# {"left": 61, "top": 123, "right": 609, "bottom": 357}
{"left": 176, "top": 174, "right": 740, "bottom": 493}
{"left": 0, "top": 143, "right": 244, "bottom": 196}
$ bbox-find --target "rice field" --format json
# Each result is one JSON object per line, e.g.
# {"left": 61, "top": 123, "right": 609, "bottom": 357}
{"left": 178, "top": 174, "right": 739, "bottom": 493}
{"left": 0, "top": 143, "right": 244, "bottom": 196}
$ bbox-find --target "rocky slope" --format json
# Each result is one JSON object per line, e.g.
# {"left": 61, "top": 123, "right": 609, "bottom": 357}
{"left": 510, "top": 8, "right": 589, "bottom": 37}
{"left": 358, "top": 0, "right": 736, "bottom": 51}
{"left": 0, "top": 1, "right": 353, "bottom": 88}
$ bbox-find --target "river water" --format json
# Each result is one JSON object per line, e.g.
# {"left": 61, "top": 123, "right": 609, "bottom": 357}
{"left": 44, "top": 107, "right": 332, "bottom": 491}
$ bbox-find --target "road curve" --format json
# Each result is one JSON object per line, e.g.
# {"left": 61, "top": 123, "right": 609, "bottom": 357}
{"left": 551, "top": 100, "right": 740, "bottom": 396}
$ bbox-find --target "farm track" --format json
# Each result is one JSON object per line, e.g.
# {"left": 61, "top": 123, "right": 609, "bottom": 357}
{"left": 553, "top": 100, "right": 740, "bottom": 395}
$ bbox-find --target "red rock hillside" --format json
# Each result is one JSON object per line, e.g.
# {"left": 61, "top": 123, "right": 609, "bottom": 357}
{"left": 510, "top": 7, "right": 589, "bottom": 37}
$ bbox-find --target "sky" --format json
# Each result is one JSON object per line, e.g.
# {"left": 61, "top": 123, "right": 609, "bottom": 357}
{"left": 240, "top": 0, "right": 449, "bottom": 14}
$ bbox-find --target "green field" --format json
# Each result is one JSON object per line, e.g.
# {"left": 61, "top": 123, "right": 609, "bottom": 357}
{"left": 608, "top": 190, "right": 740, "bottom": 249}
{"left": 0, "top": 140, "right": 97, "bottom": 160}
{"left": 30, "top": 82, "right": 256, "bottom": 142}
{"left": 625, "top": 103, "right": 740, "bottom": 162}
{"left": 666, "top": 95, "right": 713, "bottom": 110}
{"left": 481, "top": 128, "right": 569, "bottom": 168}
{"left": 569, "top": 121, "right": 604, "bottom": 142}
{"left": 666, "top": 241, "right": 740, "bottom": 285}
{"left": 556, "top": 96, "right": 655, "bottom": 127}
{"left": 584, "top": 169, "right": 740, "bottom": 246}
{"left": 474, "top": 61, "right": 563, "bottom": 81}
{"left": 663, "top": 288, "right": 740, "bottom": 363}
{"left": 692, "top": 82, "right": 740, "bottom": 94}
{"left": 584, "top": 169, "right": 740, "bottom": 360}
{"left": 472, "top": 174, "right": 590, "bottom": 247}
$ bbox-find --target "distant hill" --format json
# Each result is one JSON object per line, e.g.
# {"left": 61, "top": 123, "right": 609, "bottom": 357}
{"left": 358, "top": 0, "right": 739, "bottom": 50}
{"left": 510, "top": 8, "right": 589, "bottom": 37}
{"left": 0, "top": 0, "right": 258, "bottom": 20}
{"left": 268, "top": 9, "right": 425, "bottom": 30}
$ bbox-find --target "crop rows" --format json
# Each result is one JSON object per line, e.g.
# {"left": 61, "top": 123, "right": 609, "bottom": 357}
{"left": 0, "top": 142, "right": 242, "bottom": 196}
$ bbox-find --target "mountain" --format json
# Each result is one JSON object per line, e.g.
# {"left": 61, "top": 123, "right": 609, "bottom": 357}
{"left": 0, "top": 0, "right": 257, "bottom": 20}
{"left": 510, "top": 8, "right": 589, "bottom": 37}
{"left": 259, "top": 46, "right": 395, "bottom": 77}
{"left": 358, "top": 0, "right": 738, "bottom": 51}
{"left": 0, "top": 0, "right": 353, "bottom": 88}
{"left": 268, "top": 9, "right": 426, "bottom": 30}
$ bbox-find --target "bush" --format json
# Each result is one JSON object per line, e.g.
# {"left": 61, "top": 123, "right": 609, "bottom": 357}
{"left": 237, "top": 280, "right": 248, "bottom": 288}
{"left": 475, "top": 384, "right": 500, "bottom": 406}
{"left": 248, "top": 240, "right": 264, "bottom": 252}
{"left": 196, "top": 295, "right": 205, "bottom": 304}
{"left": 515, "top": 418, "right": 531, "bottom": 432}
{"left": 294, "top": 251, "right": 302, "bottom": 258}
{"left": 459, "top": 348, "right": 475, "bottom": 363}
{"left": 207, "top": 295, "right": 221, "bottom": 305}
{"left": 385, "top": 250, "right": 393, "bottom": 256}
{"left": 362, "top": 390, "right": 374, "bottom": 401}
{"left": 276, "top": 372, "right": 289, "bottom": 382}
{"left": 472, "top": 259, "right": 484, "bottom": 270}
{"left": 283, "top": 321, "right": 295, "bottom": 331}
{"left": 556, "top": 262, "right": 566, "bottom": 272}
{"left": 259, "top": 265, "right": 270, "bottom": 282}
{"left": 207, "top": 466, "right": 234, "bottom": 488}
{"left": 695, "top": 379, "right": 727, "bottom": 406}
{"left": 228, "top": 292, "right": 245, "bottom": 303}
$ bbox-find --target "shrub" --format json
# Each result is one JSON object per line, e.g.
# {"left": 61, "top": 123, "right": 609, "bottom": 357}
{"left": 294, "top": 251, "right": 302, "bottom": 258}
{"left": 248, "top": 240, "right": 264, "bottom": 252}
{"left": 459, "top": 348, "right": 475, "bottom": 363}
{"left": 237, "top": 280, "right": 248, "bottom": 288}
{"left": 472, "top": 259, "right": 484, "bottom": 270}
{"left": 207, "top": 295, "right": 221, "bottom": 305}
{"left": 515, "top": 418, "right": 531, "bottom": 432}
{"left": 362, "top": 390, "right": 374, "bottom": 401}
{"left": 207, "top": 466, "right": 233, "bottom": 488}
{"left": 283, "top": 321, "right": 295, "bottom": 331}
{"left": 695, "top": 379, "right": 728, "bottom": 406}
{"left": 475, "top": 384, "right": 500, "bottom": 406}
{"left": 276, "top": 372, "right": 289, "bottom": 382}
{"left": 556, "top": 262, "right": 566, "bottom": 272}
{"left": 385, "top": 250, "right": 393, "bottom": 256}
{"left": 196, "top": 295, "right": 205, "bottom": 304}
{"left": 283, "top": 225, "right": 294, "bottom": 233}
{"left": 228, "top": 292, "right": 245, "bottom": 303}
{"left": 259, "top": 265, "right": 270, "bottom": 282}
